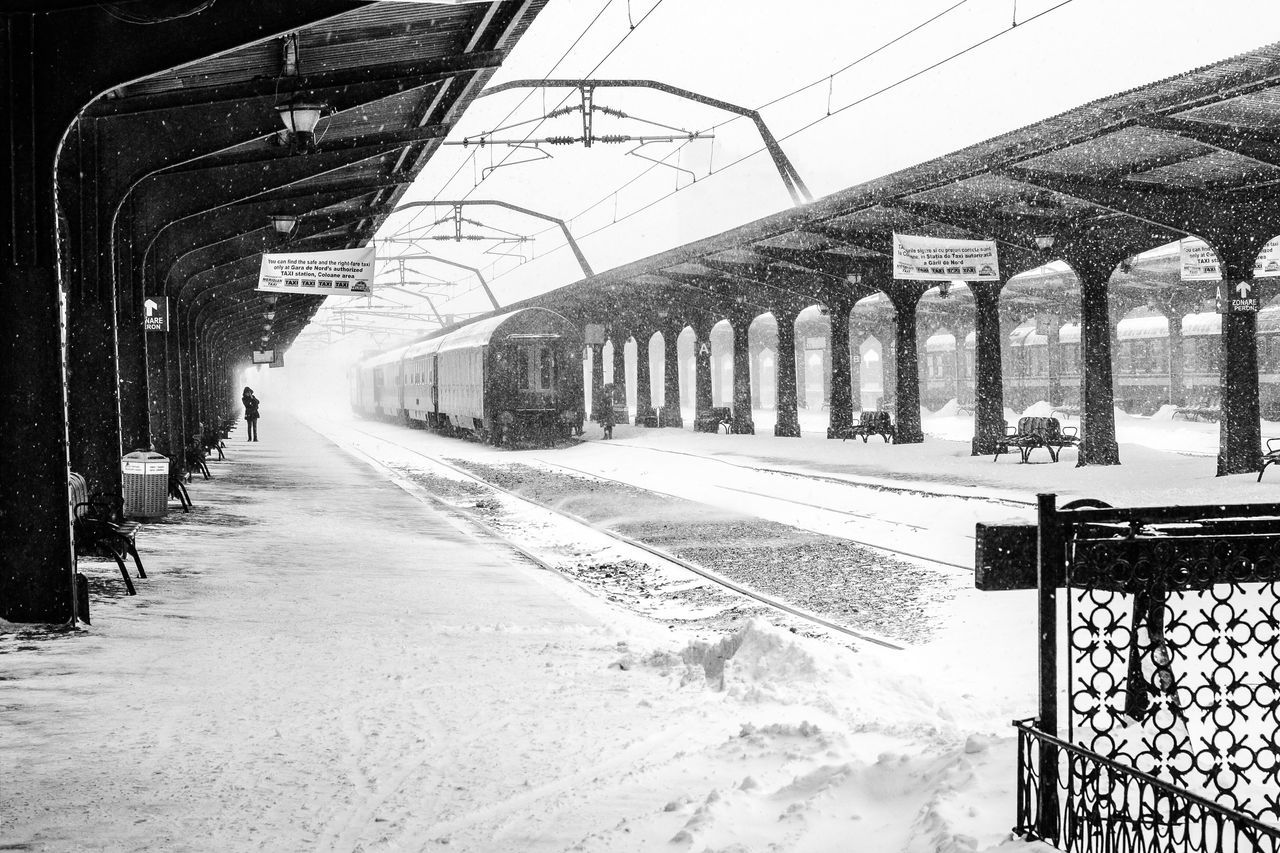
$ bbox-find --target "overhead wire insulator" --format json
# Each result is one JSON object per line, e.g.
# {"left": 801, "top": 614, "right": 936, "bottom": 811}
{"left": 594, "top": 105, "right": 629, "bottom": 119}
{"left": 595, "top": 134, "right": 632, "bottom": 144}
{"left": 546, "top": 136, "right": 580, "bottom": 145}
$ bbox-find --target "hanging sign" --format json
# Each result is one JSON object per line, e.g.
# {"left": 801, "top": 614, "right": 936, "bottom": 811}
{"left": 1179, "top": 238, "right": 1221, "bottom": 281}
{"left": 143, "top": 296, "right": 169, "bottom": 332}
{"left": 252, "top": 349, "right": 276, "bottom": 364}
{"left": 257, "top": 247, "right": 374, "bottom": 295}
{"left": 892, "top": 233, "right": 999, "bottom": 282}
{"left": 1181, "top": 236, "right": 1280, "bottom": 281}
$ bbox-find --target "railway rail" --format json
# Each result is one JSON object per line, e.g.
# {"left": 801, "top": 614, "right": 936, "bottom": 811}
{"left": 341, "top": 423, "right": 909, "bottom": 651}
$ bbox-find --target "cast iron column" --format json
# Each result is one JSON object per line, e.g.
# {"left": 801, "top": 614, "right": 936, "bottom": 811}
{"left": 970, "top": 282, "right": 1006, "bottom": 455}
{"left": 1214, "top": 242, "right": 1266, "bottom": 475}
{"left": 63, "top": 119, "right": 126, "bottom": 498}
{"left": 774, "top": 306, "right": 801, "bottom": 437}
{"left": 589, "top": 342, "right": 605, "bottom": 421}
{"left": 693, "top": 317, "right": 715, "bottom": 421}
{"left": 660, "top": 322, "right": 683, "bottom": 427}
{"left": 1071, "top": 257, "right": 1120, "bottom": 466}
{"left": 729, "top": 309, "right": 755, "bottom": 434}
{"left": 825, "top": 297, "right": 854, "bottom": 439}
{"left": 633, "top": 329, "right": 656, "bottom": 424}
{"left": 889, "top": 286, "right": 926, "bottom": 444}
{"left": 610, "top": 333, "right": 628, "bottom": 413}
{"left": 0, "top": 16, "right": 76, "bottom": 622}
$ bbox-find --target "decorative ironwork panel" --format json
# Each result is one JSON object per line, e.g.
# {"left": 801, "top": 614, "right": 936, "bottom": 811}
{"left": 1015, "top": 721, "right": 1280, "bottom": 853}
{"left": 1067, "top": 535, "right": 1280, "bottom": 824}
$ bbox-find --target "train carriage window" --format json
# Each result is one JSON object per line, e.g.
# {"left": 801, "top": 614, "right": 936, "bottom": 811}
{"left": 517, "top": 349, "right": 531, "bottom": 390}
{"left": 539, "top": 347, "right": 554, "bottom": 389}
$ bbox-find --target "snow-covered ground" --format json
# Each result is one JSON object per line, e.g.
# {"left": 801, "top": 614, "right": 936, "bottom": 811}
{"left": 5, "top": 397, "right": 1276, "bottom": 852}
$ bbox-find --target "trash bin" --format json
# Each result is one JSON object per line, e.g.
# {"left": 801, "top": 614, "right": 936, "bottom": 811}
{"left": 121, "top": 450, "right": 169, "bottom": 519}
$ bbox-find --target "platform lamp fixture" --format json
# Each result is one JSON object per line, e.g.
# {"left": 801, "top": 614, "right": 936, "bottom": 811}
{"left": 1034, "top": 234, "right": 1056, "bottom": 253}
{"left": 270, "top": 213, "right": 298, "bottom": 238}
{"left": 275, "top": 99, "right": 327, "bottom": 154}
{"left": 938, "top": 281, "right": 952, "bottom": 299}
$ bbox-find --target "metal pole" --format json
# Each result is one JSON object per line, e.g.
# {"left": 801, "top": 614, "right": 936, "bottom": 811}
{"left": 1035, "top": 492, "right": 1061, "bottom": 844}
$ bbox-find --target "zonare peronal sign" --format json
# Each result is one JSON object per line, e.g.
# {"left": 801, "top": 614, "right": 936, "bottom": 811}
{"left": 144, "top": 296, "right": 169, "bottom": 332}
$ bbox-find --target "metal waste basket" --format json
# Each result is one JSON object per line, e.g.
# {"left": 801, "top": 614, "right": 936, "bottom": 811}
{"left": 122, "top": 451, "right": 169, "bottom": 519}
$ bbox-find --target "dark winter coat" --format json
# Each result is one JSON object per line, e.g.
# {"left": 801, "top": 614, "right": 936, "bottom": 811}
{"left": 245, "top": 396, "right": 261, "bottom": 421}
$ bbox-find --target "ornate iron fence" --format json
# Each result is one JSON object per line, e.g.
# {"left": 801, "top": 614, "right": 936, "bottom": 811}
{"left": 978, "top": 496, "right": 1280, "bottom": 851}
{"left": 1015, "top": 720, "right": 1280, "bottom": 853}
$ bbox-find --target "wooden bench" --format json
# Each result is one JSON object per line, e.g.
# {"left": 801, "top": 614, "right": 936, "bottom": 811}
{"left": 993, "top": 416, "right": 1080, "bottom": 463}
{"left": 694, "top": 406, "right": 732, "bottom": 433}
{"left": 69, "top": 472, "right": 145, "bottom": 595}
{"left": 846, "top": 410, "right": 895, "bottom": 443}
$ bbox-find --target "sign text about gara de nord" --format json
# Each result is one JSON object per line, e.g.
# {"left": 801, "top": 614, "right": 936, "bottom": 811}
{"left": 144, "top": 296, "right": 169, "bottom": 332}
{"left": 257, "top": 247, "right": 374, "bottom": 295}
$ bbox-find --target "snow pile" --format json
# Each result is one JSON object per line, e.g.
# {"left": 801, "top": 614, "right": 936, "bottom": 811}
{"left": 583, "top": 621, "right": 1032, "bottom": 852}
{"left": 934, "top": 398, "right": 965, "bottom": 417}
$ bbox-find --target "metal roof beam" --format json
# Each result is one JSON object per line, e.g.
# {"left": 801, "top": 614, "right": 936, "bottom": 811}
{"left": 90, "top": 50, "right": 506, "bottom": 117}
{"left": 1141, "top": 116, "right": 1280, "bottom": 171}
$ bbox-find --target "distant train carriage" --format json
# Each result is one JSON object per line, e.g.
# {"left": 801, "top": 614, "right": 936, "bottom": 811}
{"left": 920, "top": 306, "right": 1280, "bottom": 416}
{"left": 351, "top": 307, "right": 583, "bottom": 446}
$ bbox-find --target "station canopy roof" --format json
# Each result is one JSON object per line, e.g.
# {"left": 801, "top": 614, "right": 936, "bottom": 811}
{"left": 504, "top": 39, "right": 1280, "bottom": 331}
{"left": 80, "top": 0, "right": 547, "bottom": 364}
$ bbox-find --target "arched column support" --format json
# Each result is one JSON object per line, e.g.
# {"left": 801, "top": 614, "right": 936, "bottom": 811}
{"left": 970, "top": 281, "right": 1007, "bottom": 455}
{"left": 633, "top": 329, "right": 656, "bottom": 424}
{"left": 1066, "top": 253, "right": 1122, "bottom": 466}
{"left": 728, "top": 308, "right": 756, "bottom": 434}
{"left": 824, "top": 296, "right": 855, "bottom": 439}
{"left": 1209, "top": 238, "right": 1271, "bottom": 475}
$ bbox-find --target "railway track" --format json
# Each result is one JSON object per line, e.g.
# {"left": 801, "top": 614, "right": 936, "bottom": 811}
{"left": 532, "top": 456, "right": 976, "bottom": 573}
{"left": 586, "top": 439, "right": 1038, "bottom": 510}
{"left": 340, "top": 423, "right": 908, "bottom": 651}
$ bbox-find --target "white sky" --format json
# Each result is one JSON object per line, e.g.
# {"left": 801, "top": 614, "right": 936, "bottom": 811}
{"left": 304, "top": 0, "right": 1280, "bottom": 347}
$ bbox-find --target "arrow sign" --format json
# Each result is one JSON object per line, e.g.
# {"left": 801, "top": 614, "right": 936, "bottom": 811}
{"left": 1236, "top": 281, "right": 1254, "bottom": 298}
{"left": 144, "top": 296, "right": 169, "bottom": 332}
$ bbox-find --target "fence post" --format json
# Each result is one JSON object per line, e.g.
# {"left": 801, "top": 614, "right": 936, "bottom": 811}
{"left": 1036, "top": 492, "right": 1061, "bottom": 843}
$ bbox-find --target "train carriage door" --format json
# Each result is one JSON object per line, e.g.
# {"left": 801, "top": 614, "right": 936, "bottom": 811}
{"left": 510, "top": 335, "right": 559, "bottom": 409}
{"left": 430, "top": 355, "right": 439, "bottom": 417}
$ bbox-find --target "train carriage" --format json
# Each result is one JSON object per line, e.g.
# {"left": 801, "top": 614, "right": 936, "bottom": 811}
{"left": 351, "top": 307, "right": 583, "bottom": 446}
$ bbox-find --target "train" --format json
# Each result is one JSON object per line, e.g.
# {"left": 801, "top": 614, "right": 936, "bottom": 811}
{"left": 350, "top": 307, "right": 584, "bottom": 445}
{"left": 921, "top": 306, "right": 1280, "bottom": 415}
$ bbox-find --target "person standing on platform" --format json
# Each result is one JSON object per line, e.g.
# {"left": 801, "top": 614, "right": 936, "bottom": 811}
{"left": 599, "top": 383, "right": 615, "bottom": 440}
{"left": 244, "top": 393, "right": 260, "bottom": 442}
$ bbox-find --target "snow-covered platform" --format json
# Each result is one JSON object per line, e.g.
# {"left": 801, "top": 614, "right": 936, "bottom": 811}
{"left": 2, "top": 415, "right": 1045, "bottom": 852}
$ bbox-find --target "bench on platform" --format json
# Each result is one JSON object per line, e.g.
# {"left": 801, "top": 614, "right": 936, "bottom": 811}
{"left": 169, "top": 469, "right": 191, "bottom": 512}
{"left": 994, "top": 416, "right": 1080, "bottom": 463}
{"left": 694, "top": 406, "right": 732, "bottom": 434}
{"left": 1259, "top": 438, "right": 1280, "bottom": 482}
{"left": 1050, "top": 404, "right": 1080, "bottom": 421}
{"left": 1174, "top": 405, "right": 1221, "bottom": 422}
{"left": 846, "top": 410, "right": 895, "bottom": 443}
{"left": 69, "top": 472, "right": 145, "bottom": 595}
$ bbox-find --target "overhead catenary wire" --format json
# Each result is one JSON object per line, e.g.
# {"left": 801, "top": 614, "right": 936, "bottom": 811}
{"left": 499, "top": 0, "right": 980, "bottom": 249}
{"left": 467, "top": 0, "right": 1076, "bottom": 300}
